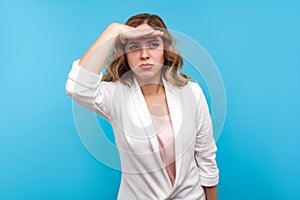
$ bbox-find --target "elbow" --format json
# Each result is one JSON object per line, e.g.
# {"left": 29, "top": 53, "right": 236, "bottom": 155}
{"left": 65, "top": 79, "right": 75, "bottom": 98}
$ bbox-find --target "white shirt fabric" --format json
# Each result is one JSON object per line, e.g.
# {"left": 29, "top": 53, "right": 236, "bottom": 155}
{"left": 65, "top": 60, "right": 219, "bottom": 200}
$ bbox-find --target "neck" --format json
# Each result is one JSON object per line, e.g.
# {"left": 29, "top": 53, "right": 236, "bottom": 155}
{"left": 135, "top": 75, "right": 164, "bottom": 96}
{"left": 141, "top": 83, "right": 164, "bottom": 96}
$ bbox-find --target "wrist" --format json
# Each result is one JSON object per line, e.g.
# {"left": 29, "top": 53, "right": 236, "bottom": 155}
{"left": 108, "top": 23, "right": 123, "bottom": 36}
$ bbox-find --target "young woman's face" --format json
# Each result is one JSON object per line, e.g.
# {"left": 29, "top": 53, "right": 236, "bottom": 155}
{"left": 125, "top": 23, "right": 164, "bottom": 82}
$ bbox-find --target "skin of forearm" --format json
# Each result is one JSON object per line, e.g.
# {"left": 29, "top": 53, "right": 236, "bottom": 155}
{"left": 78, "top": 23, "right": 121, "bottom": 74}
{"left": 203, "top": 186, "right": 218, "bottom": 200}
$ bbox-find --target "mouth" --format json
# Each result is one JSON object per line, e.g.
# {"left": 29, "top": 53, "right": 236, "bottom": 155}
{"left": 139, "top": 63, "right": 154, "bottom": 69}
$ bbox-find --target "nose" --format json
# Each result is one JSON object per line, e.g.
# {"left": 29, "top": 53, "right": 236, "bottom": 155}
{"left": 140, "top": 47, "right": 150, "bottom": 60}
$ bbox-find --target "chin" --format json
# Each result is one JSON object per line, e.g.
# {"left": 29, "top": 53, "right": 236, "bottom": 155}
{"left": 134, "top": 72, "right": 161, "bottom": 83}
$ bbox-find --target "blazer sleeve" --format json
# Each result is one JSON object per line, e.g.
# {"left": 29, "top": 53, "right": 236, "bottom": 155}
{"left": 191, "top": 82, "right": 219, "bottom": 187}
{"left": 65, "top": 59, "right": 116, "bottom": 122}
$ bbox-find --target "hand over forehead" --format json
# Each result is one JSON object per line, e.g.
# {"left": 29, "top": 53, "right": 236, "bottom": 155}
{"left": 120, "top": 27, "right": 164, "bottom": 44}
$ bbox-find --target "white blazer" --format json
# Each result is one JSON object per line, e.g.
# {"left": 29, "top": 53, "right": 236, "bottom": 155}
{"left": 66, "top": 60, "right": 219, "bottom": 200}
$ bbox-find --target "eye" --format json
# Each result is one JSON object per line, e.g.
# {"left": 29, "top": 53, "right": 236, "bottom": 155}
{"left": 128, "top": 45, "right": 140, "bottom": 51}
{"left": 149, "top": 42, "right": 160, "bottom": 48}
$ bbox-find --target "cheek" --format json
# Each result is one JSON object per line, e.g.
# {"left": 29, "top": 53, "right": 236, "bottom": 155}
{"left": 126, "top": 52, "right": 138, "bottom": 68}
{"left": 152, "top": 50, "right": 164, "bottom": 64}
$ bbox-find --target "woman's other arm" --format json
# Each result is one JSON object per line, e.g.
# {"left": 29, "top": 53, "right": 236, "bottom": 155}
{"left": 192, "top": 82, "right": 219, "bottom": 199}
{"left": 203, "top": 186, "right": 218, "bottom": 200}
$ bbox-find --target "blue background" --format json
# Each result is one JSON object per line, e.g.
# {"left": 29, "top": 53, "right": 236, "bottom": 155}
{"left": 1, "top": 0, "right": 299, "bottom": 199}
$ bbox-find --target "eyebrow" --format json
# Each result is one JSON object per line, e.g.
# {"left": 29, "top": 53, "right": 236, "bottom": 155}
{"left": 146, "top": 39, "right": 160, "bottom": 43}
{"left": 126, "top": 38, "right": 161, "bottom": 46}
{"left": 126, "top": 41, "right": 139, "bottom": 46}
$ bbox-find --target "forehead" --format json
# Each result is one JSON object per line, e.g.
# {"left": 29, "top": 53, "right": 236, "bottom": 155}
{"left": 135, "top": 23, "right": 154, "bottom": 30}
{"left": 126, "top": 36, "right": 163, "bottom": 44}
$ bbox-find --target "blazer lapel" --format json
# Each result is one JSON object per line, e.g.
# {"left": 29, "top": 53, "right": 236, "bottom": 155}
{"left": 131, "top": 77, "right": 162, "bottom": 165}
{"left": 131, "top": 75, "right": 183, "bottom": 187}
{"left": 162, "top": 77, "right": 183, "bottom": 187}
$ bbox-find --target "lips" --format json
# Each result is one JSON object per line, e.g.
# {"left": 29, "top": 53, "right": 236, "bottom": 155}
{"left": 139, "top": 63, "right": 153, "bottom": 69}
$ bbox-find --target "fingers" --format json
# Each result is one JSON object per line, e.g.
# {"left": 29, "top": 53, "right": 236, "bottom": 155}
{"left": 119, "top": 36, "right": 127, "bottom": 44}
{"left": 119, "top": 28, "right": 164, "bottom": 44}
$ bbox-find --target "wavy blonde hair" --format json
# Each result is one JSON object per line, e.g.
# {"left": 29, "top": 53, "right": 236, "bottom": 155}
{"left": 102, "top": 13, "right": 191, "bottom": 87}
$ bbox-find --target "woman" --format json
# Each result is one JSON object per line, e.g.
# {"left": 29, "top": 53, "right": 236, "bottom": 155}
{"left": 66, "top": 13, "right": 219, "bottom": 200}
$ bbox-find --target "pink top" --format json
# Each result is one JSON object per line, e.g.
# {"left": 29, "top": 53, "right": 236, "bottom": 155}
{"left": 151, "top": 114, "right": 176, "bottom": 186}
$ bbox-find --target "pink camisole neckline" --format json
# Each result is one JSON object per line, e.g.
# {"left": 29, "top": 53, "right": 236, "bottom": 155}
{"left": 151, "top": 114, "right": 176, "bottom": 186}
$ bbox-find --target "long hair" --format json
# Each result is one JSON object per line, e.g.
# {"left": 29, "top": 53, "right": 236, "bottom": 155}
{"left": 102, "top": 13, "right": 191, "bottom": 87}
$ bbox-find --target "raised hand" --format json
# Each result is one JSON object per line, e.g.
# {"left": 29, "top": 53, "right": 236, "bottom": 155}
{"left": 113, "top": 23, "right": 164, "bottom": 44}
